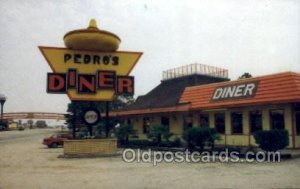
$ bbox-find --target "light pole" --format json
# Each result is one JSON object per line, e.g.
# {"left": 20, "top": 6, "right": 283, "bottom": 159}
{"left": 0, "top": 94, "right": 6, "bottom": 124}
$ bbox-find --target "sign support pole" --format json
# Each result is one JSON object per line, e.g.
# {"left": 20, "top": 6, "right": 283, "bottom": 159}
{"left": 72, "top": 105, "right": 76, "bottom": 139}
{"left": 105, "top": 102, "right": 109, "bottom": 138}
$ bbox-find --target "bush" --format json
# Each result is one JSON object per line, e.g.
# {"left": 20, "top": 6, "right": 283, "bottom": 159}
{"left": 77, "top": 127, "right": 88, "bottom": 139}
{"left": 254, "top": 129, "right": 289, "bottom": 152}
{"left": 36, "top": 120, "right": 47, "bottom": 128}
{"left": 115, "top": 124, "right": 136, "bottom": 144}
{"left": 126, "top": 140, "right": 156, "bottom": 147}
{"left": 147, "top": 124, "right": 173, "bottom": 143}
{"left": 94, "top": 123, "right": 105, "bottom": 138}
{"left": 183, "top": 127, "right": 220, "bottom": 151}
{"left": 172, "top": 137, "right": 182, "bottom": 148}
{"left": 119, "top": 138, "right": 182, "bottom": 148}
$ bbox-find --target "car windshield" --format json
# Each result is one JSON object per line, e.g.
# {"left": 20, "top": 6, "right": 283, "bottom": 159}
{"left": 51, "top": 134, "right": 70, "bottom": 138}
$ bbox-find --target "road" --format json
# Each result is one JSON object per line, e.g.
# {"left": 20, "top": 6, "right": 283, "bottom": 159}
{"left": 1, "top": 129, "right": 300, "bottom": 189}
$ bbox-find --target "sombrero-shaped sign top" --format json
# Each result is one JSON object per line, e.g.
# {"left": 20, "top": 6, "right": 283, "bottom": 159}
{"left": 64, "top": 19, "right": 121, "bottom": 51}
{"left": 39, "top": 19, "right": 142, "bottom": 101}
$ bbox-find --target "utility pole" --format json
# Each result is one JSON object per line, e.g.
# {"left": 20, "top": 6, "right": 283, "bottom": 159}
{"left": 105, "top": 102, "right": 109, "bottom": 137}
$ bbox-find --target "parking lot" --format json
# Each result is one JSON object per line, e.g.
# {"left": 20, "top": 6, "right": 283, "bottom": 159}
{"left": 1, "top": 129, "right": 300, "bottom": 189}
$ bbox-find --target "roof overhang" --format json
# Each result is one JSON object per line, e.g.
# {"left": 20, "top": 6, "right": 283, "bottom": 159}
{"left": 110, "top": 103, "right": 190, "bottom": 116}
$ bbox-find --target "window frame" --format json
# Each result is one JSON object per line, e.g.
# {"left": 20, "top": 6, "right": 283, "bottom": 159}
{"left": 295, "top": 110, "right": 300, "bottom": 135}
{"left": 199, "top": 113, "right": 209, "bottom": 127}
{"left": 214, "top": 113, "right": 225, "bottom": 134}
{"left": 249, "top": 110, "right": 262, "bottom": 134}
{"left": 161, "top": 116, "right": 170, "bottom": 132}
{"left": 231, "top": 112, "right": 243, "bottom": 135}
{"left": 270, "top": 109, "right": 285, "bottom": 130}
{"left": 183, "top": 115, "right": 193, "bottom": 132}
{"left": 142, "top": 117, "right": 150, "bottom": 134}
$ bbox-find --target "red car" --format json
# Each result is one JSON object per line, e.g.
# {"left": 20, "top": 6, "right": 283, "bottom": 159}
{"left": 43, "top": 133, "right": 72, "bottom": 148}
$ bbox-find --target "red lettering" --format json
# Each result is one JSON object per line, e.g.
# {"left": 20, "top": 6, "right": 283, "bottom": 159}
{"left": 98, "top": 71, "right": 115, "bottom": 89}
{"left": 78, "top": 75, "right": 96, "bottom": 93}
{"left": 117, "top": 76, "right": 134, "bottom": 94}
{"left": 68, "top": 69, "right": 77, "bottom": 88}
{"left": 47, "top": 70, "right": 134, "bottom": 96}
{"left": 47, "top": 73, "right": 66, "bottom": 93}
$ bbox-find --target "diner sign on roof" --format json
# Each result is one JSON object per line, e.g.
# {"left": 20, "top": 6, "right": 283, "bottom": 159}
{"left": 211, "top": 81, "right": 259, "bottom": 101}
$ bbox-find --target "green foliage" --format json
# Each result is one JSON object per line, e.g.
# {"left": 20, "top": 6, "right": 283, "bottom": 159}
{"left": 65, "top": 95, "right": 134, "bottom": 138}
{"left": 27, "top": 120, "right": 34, "bottom": 129}
{"left": 183, "top": 127, "right": 220, "bottom": 151}
{"left": 172, "top": 137, "right": 182, "bottom": 147}
{"left": 35, "top": 120, "right": 47, "bottom": 128}
{"left": 120, "top": 139, "right": 156, "bottom": 147}
{"left": 119, "top": 138, "right": 182, "bottom": 148}
{"left": 77, "top": 127, "right": 88, "bottom": 139}
{"left": 115, "top": 124, "right": 136, "bottom": 144}
{"left": 254, "top": 129, "right": 289, "bottom": 152}
{"left": 110, "top": 95, "right": 135, "bottom": 110}
{"left": 93, "top": 123, "right": 105, "bottom": 139}
{"left": 238, "top": 72, "right": 253, "bottom": 79}
{"left": 65, "top": 101, "right": 104, "bottom": 130}
{"left": 147, "top": 124, "right": 173, "bottom": 143}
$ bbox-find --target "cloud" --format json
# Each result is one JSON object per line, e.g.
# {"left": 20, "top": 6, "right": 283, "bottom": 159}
{"left": 0, "top": 0, "right": 299, "bottom": 113}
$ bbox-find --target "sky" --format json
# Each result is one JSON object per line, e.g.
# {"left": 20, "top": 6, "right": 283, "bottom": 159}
{"left": 0, "top": 0, "right": 299, "bottom": 113}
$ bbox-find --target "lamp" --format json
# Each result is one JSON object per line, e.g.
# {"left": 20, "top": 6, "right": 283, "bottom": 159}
{"left": 0, "top": 94, "right": 7, "bottom": 123}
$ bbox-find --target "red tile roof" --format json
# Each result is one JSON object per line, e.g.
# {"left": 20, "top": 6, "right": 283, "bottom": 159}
{"left": 180, "top": 72, "right": 300, "bottom": 110}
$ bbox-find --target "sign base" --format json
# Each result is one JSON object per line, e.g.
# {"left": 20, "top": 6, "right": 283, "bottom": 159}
{"left": 63, "top": 139, "right": 118, "bottom": 157}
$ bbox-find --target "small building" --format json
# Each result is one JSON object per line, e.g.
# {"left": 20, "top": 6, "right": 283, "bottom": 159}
{"left": 115, "top": 64, "right": 300, "bottom": 148}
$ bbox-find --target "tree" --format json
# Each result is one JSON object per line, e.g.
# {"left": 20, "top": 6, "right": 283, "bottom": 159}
{"left": 111, "top": 95, "right": 134, "bottom": 110}
{"left": 36, "top": 120, "right": 47, "bottom": 128}
{"left": 238, "top": 72, "right": 252, "bottom": 79}
{"left": 27, "top": 120, "right": 34, "bottom": 129}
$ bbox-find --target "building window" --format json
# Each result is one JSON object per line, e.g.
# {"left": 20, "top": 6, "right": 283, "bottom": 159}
{"left": 143, "top": 117, "right": 150, "bottom": 134}
{"left": 183, "top": 115, "right": 193, "bottom": 132}
{"left": 127, "top": 119, "right": 132, "bottom": 125}
{"left": 199, "top": 114, "right": 209, "bottom": 127}
{"left": 215, "top": 113, "right": 225, "bottom": 134}
{"left": 295, "top": 110, "right": 300, "bottom": 135}
{"left": 250, "top": 111, "right": 262, "bottom": 134}
{"left": 161, "top": 116, "right": 170, "bottom": 132}
{"left": 231, "top": 112, "right": 243, "bottom": 134}
{"left": 270, "top": 109, "right": 285, "bottom": 129}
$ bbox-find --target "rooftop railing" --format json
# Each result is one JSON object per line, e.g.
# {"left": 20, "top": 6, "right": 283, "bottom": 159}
{"left": 162, "top": 63, "right": 228, "bottom": 80}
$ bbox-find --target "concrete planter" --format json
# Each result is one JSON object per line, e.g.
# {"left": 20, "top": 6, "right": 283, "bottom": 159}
{"left": 63, "top": 138, "right": 118, "bottom": 157}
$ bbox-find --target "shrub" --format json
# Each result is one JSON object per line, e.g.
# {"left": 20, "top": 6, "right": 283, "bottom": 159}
{"left": 119, "top": 138, "right": 182, "bottom": 148}
{"left": 94, "top": 123, "right": 105, "bottom": 138}
{"left": 77, "top": 127, "right": 88, "bottom": 139}
{"left": 147, "top": 124, "right": 173, "bottom": 143}
{"left": 254, "top": 129, "right": 289, "bottom": 152}
{"left": 115, "top": 124, "right": 136, "bottom": 144}
{"left": 172, "top": 137, "right": 182, "bottom": 148}
{"left": 35, "top": 120, "right": 47, "bottom": 128}
{"left": 126, "top": 140, "right": 156, "bottom": 147}
{"left": 183, "top": 127, "right": 220, "bottom": 151}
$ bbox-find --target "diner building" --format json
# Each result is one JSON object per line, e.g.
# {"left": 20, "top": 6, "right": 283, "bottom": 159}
{"left": 115, "top": 64, "right": 300, "bottom": 148}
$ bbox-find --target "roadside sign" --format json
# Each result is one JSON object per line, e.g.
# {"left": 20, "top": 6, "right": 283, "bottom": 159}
{"left": 39, "top": 47, "right": 142, "bottom": 101}
{"left": 82, "top": 109, "right": 100, "bottom": 126}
